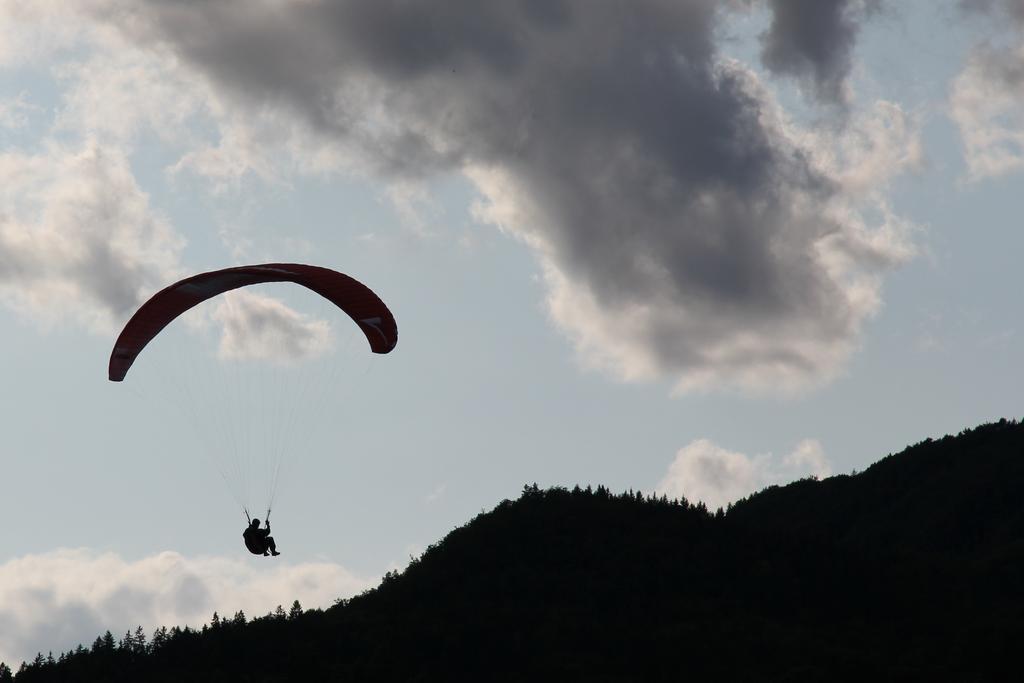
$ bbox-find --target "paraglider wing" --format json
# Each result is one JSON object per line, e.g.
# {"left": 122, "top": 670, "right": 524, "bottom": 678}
{"left": 108, "top": 263, "right": 397, "bottom": 382}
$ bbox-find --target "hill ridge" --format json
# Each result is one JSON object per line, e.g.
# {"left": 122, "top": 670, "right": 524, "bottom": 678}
{"left": 9, "top": 418, "right": 1024, "bottom": 681}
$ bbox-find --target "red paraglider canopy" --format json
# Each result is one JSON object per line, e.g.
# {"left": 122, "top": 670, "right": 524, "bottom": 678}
{"left": 109, "top": 263, "right": 397, "bottom": 382}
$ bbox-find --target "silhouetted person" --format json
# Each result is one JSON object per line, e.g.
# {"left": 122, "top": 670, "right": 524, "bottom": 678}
{"left": 244, "top": 518, "right": 280, "bottom": 556}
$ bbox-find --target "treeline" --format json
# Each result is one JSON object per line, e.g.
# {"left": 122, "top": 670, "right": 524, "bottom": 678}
{"left": 8, "top": 602, "right": 307, "bottom": 683}
{"left": 7, "top": 418, "right": 1024, "bottom": 680}
{"left": 4, "top": 487, "right": 716, "bottom": 682}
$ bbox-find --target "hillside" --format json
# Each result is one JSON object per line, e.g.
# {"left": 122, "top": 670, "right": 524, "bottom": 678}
{"left": 9, "top": 419, "right": 1024, "bottom": 681}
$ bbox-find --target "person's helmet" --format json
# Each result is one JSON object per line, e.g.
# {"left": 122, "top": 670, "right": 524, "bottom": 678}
{"left": 251, "top": 518, "right": 260, "bottom": 526}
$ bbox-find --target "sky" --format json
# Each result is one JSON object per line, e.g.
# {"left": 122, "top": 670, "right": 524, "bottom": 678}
{"left": 1, "top": 0, "right": 1023, "bottom": 667}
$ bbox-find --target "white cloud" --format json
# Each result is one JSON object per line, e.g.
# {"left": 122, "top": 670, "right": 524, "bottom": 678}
{"left": 950, "top": 42, "right": 1024, "bottom": 180}
{"left": 0, "top": 93, "right": 41, "bottom": 130}
{"left": 424, "top": 484, "right": 446, "bottom": 505}
{"left": 385, "top": 180, "right": 443, "bottom": 237}
{"left": 0, "top": 0, "right": 87, "bottom": 69}
{"left": 783, "top": 438, "right": 831, "bottom": 477}
{"left": 213, "top": 289, "right": 333, "bottom": 363}
{"left": 0, "top": 5, "right": 192, "bottom": 335}
{"left": 2, "top": 0, "right": 335, "bottom": 194}
{"left": 53, "top": 44, "right": 209, "bottom": 150}
{"left": 807, "top": 100, "right": 924, "bottom": 197}
{"left": 948, "top": 0, "right": 1024, "bottom": 180}
{"left": 0, "top": 548, "right": 375, "bottom": 668}
{"left": 0, "top": 141, "right": 184, "bottom": 331}
{"left": 655, "top": 437, "right": 831, "bottom": 510}
{"left": 167, "top": 116, "right": 283, "bottom": 191}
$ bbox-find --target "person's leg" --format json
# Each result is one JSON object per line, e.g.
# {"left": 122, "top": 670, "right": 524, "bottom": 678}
{"left": 266, "top": 536, "right": 280, "bottom": 555}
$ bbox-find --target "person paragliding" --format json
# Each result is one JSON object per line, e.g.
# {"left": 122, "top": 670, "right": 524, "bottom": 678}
{"left": 107, "top": 263, "right": 398, "bottom": 551}
{"left": 244, "top": 514, "right": 280, "bottom": 556}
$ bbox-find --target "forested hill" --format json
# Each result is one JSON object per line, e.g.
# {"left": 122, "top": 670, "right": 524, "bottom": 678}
{"left": 10, "top": 419, "right": 1024, "bottom": 682}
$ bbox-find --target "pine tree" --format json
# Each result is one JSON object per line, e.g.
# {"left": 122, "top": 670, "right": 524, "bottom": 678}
{"left": 133, "top": 625, "right": 148, "bottom": 654}
{"left": 152, "top": 626, "right": 169, "bottom": 651}
{"left": 232, "top": 610, "right": 246, "bottom": 625}
{"left": 289, "top": 600, "right": 303, "bottom": 620}
{"left": 92, "top": 630, "right": 116, "bottom": 655}
{"left": 274, "top": 604, "right": 287, "bottom": 620}
{"left": 0, "top": 663, "right": 12, "bottom": 683}
{"left": 210, "top": 611, "right": 221, "bottom": 628}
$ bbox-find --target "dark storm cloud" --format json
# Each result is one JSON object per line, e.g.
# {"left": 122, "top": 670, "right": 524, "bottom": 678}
{"left": 759, "top": 0, "right": 879, "bottom": 105}
{"left": 95, "top": 0, "right": 721, "bottom": 175}
{"left": 93, "top": 0, "right": 910, "bottom": 390}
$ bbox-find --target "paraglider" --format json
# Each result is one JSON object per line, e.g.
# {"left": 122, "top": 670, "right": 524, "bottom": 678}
{"left": 109, "top": 263, "right": 397, "bottom": 382}
{"left": 243, "top": 517, "right": 280, "bottom": 556}
{"left": 108, "top": 263, "right": 397, "bottom": 556}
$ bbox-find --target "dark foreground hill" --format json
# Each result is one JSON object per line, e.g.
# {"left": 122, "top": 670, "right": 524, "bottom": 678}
{"left": 10, "top": 419, "right": 1024, "bottom": 682}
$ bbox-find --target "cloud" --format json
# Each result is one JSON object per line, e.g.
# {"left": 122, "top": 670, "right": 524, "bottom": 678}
{"left": 39, "top": 0, "right": 919, "bottom": 394}
{"left": 0, "top": 93, "right": 41, "bottom": 130}
{"left": 212, "top": 289, "right": 333, "bottom": 363}
{"left": 759, "top": 0, "right": 880, "bottom": 105}
{"left": 950, "top": 43, "right": 1024, "bottom": 180}
{"left": 0, "top": 548, "right": 375, "bottom": 668}
{"left": 655, "top": 437, "right": 831, "bottom": 509}
{"left": 1, "top": 0, "right": 329, "bottom": 195}
{"left": 949, "top": 0, "right": 1024, "bottom": 180}
{"left": 52, "top": 42, "right": 210, "bottom": 151}
{"left": 0, "top": 0, "right": 87, "bottom": 69}
{"left": 783, "top": 437, "right": 832, "bottom": 475}
{"left": 0, "top": 6, "right": 192, "bottom": 334}
{"left": 958, "top": 0, "right": 1024, "bottom": 24}
{"left": 0, "top": 139, "right": 328, "bottom": 365}
{"left": 0, "top": 141, "right": 184, "bottom": 331}
{"left": 811, "top": 100, "right": 924, "bottom": 196}
{"left": 424, "top": 484, "right": 446, "bottom": 505}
